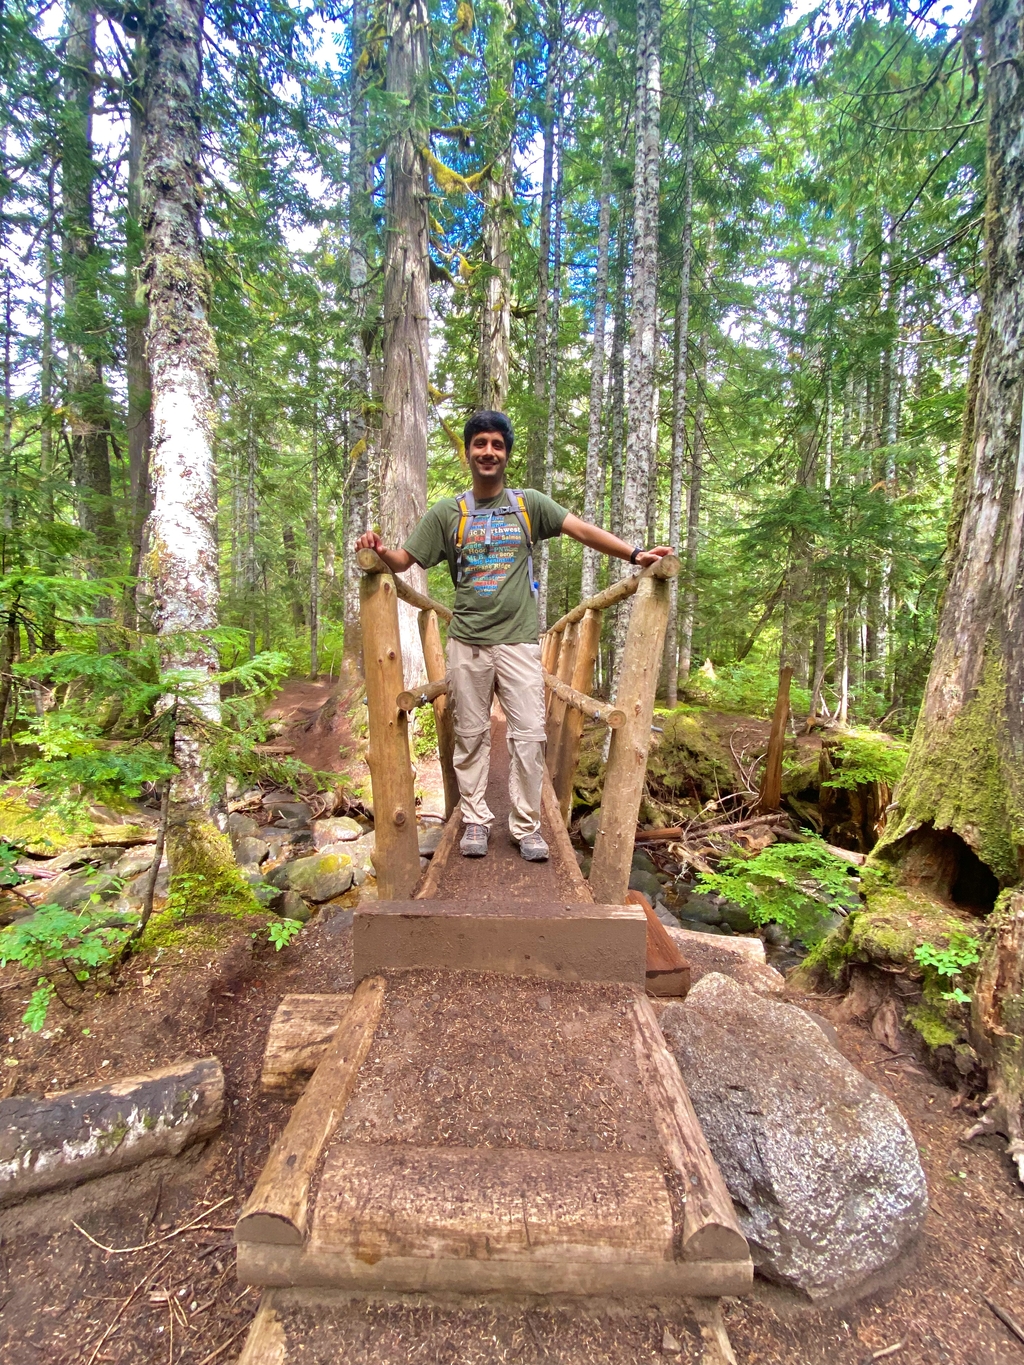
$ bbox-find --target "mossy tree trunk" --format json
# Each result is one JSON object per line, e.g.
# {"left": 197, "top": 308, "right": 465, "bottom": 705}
{"left": 875, "top": 0, "right": 1024, "bottom": 892}
{"left": 380, "top": 0, "right": 429, "bottom": 684}
{"left": 967, "top": 891, "right": 1024, "bottom": 1182}
{"left": 139, "top": 0, "right": 254, "bottom": 910}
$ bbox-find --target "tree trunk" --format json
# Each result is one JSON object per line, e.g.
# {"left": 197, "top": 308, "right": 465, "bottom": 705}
{"left": 282, "top": 525, "right": 306, "bottom": 631}
{"left": 875, "top": 0, "right": 1024, "bottom": 893}
{"left": 62, "top": 0, "right": 116, "bottom": 566}
{"left": 677, "top": 342, "right": 706, "bottom": 683}
{"left": 125, "top": 37, "right": 152, "bottom": 628}
{"left": 967, "top": 892, "right": 1024, "bottom": 1183}
{"left": 529, "top": 7, "right": 558, "bottom": 493}
{"left": 342, "top": 0, "right": 374, "bottom": 674}
{"left": 580, "top": 20, "right": 616, "bottom": 602}
{"left": 538, "top": 68, "right": 562, "bottom": 628}
{"left": 476, "top": 0, "right": 514, "bottom": 411}
{"left": 381, "top": 0, "right": 430, "bottom": 685}
{"left": 310, "top": 403, "right": 319, "bottom": 679}
{"left": 663, "top": 21, "right": 694, "bottom": 704}
{"left": 140, "top": 0, "right": 251, "bottom": 912}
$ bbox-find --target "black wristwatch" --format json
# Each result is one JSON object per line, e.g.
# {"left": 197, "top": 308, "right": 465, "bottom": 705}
{"left": 629, "top": 546, "right": 644, "bottom": 565}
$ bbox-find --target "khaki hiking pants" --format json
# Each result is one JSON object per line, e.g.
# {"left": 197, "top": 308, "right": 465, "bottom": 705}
{"left": 445, "top": 638, "right": 546, "bottom": 841}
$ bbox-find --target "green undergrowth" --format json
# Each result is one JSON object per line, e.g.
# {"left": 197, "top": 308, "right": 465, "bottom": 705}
{"left": 681, "top": 658, "right": 812, "bottom": 718}
{"left": 821, "top": 731, "right": 909, "bottom": 791}
{"left": 0, "top": 792, "right": 124, "bottom": 855}
{"left": 695, "top": 837, "right": 857, "bottom": 942}
{"left": 136, "top": 905, "right": 268, "bottom": 956}
{"left": 804, "top": 881, "right": 977, "bottom": 980}
{"left": 646, "top": 710, "right": 735, "bottom": 808}
{"left": 165, "top": 819, "right": 261, "bottom": 918}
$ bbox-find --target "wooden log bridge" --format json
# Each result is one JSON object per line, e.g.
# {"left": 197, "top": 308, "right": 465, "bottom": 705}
{"left": 233, "top": 548, "right": 750, "bottom": 1361}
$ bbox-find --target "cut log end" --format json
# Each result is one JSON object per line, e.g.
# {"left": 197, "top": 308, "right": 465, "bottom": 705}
{"left": 682, "top": 1222, "right": 751, "bottom": 1263}
{"left": 235, "top": 1211, "right": 305, "bottom": 1247}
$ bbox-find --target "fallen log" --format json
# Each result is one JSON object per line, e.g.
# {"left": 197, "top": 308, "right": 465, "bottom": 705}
{"left": 0, "top": 1056, "right": 223, "bottom": 1206}
{"left": 261, "top": 993, "right": 353, "bottom": 1099}
{"left": 634, "top": 814, "right": 788, "bottom": 844}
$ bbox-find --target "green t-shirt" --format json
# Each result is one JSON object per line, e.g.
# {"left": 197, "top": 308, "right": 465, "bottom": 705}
{"left": 403, "top": 488, "right": 569, "bottom": 644}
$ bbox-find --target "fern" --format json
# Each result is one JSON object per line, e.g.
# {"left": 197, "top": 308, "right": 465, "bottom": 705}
{"left": 695, "top": 838, "right": 859, "bottom": 941}
{"left": 821, "top": 731, "right": 908, "bottom": 791}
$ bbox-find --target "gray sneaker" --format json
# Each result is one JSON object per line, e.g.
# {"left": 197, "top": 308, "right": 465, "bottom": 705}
{"left": 459, "top": 823, "right": 489, "bottom": 857}
{"left": 517, "top": 832, "right": 549, "bottom": 862}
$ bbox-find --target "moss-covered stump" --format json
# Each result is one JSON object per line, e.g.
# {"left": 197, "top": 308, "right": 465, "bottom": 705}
{"left": 166, "top": 817, "right": 262, "bottom": 918}
{"left": 573, "top": 709, "right": 734, "bottom": 822}
{"left": 800, "top": 878, "right": 988, "bottom": 1089}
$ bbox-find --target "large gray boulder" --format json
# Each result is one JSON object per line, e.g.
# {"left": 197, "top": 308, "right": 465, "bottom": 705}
{"left": 660, "top": 972, "right": 927, "bottom": 1300}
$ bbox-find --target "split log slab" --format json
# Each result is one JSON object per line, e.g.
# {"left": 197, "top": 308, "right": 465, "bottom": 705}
{"left": 0, "top": 1057, "right": 223, "bottom": 1206}
{"left": 630, "top": 995, "right": 748, "bottom": 1263}
{"left": 261, "top": 994, "right": 353, "bottom": 1099}
{"left": 625, "top": 890, "right": 690, "bottom": 997}
{"left": 236, "top": 976, "right": 385, "bottom": 1246}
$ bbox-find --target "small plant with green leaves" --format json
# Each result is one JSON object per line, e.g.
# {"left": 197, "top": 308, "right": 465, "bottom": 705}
{"left": 0, "top": 842, "right": 26, "bottom": 889}
{"left": 266, "top": 917, "right": 303, "bottom": 951}
{"left": 0, "top": 897, "right": 135, "bottom": 1031}
{"left": 914, "top": 933, "right": 981, "bottom": 1004}
{"left": 695, "top": 838, "right": 859, "bottom": 942}
{"left": 412, "top": 704, "right": 438, "bottom": 761}
{"left": 821, "top": 731, "right": 909, "bottom": 791}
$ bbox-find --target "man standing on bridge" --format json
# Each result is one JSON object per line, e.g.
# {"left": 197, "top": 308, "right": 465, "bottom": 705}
{"left": 355, "top": 411, "right": 672, "bottom": 862}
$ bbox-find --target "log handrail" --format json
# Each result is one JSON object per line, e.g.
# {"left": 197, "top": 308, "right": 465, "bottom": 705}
{"left": 546, "top": 553, "right": 679, "bottom": 635}
{"left": 397, "top": 678, "right": 448, "bottom": 712}
{"left": 542, "top": 670, "right": 625, "bottom": 727}
{"left": 356, "top": 547, "right": 453, "bottom": 622}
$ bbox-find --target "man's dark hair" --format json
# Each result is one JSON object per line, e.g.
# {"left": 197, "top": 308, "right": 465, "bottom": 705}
{"left": 464, "top": 410, "right": 514, "bottom": 455}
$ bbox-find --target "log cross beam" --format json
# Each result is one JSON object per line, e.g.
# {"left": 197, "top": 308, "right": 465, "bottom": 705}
{"left": 542, "top": 670, "right": 625, "bottom": 728}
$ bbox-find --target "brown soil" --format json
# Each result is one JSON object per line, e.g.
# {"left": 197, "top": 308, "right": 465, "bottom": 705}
{"left": 1, "top": 914, "right": 1023, "bottom": 1363}
{"left": 263, "top": 677, "right": 361, "bottom": 777}
{"left": 337, "top": 971, "right": 660, "bottom": 1154}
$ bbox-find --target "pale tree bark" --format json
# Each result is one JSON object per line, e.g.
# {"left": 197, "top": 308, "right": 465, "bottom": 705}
{"left": 808, "top": 365, "right": 834, "bottom": 725}
{"left": 677, "top": 340, "right": 706, "bottom": 683}
{"left": 538, "top": 74, "right": 563, "bottom": 627}
{"left": 125, "top": 39, "right": 152, "bottom": 628}
{"left": 309, "top": 401, "right": 319, "bottom": 679}
{"left": 613, "top": 0, "right": 661, "bottom": 683}
{"left": 663, "top": 9, "right": 695, "bottom": 704}
{"left": 140, "top": 0, "right": 239, "bottom": 899}
{"left": 476, "top": 0, "right": 514, "bottom": 412}
{"left": 529, "top": 7, "right": 558, "bottom": 492}
{"left": 608, "top": 220, "right": 628, "bottom": 544}
{"left": 62, "top": 0, "right": 116, "bottom": 567}
{"left": 380, "top": 0, "right": 430, "bottom": 684}
{"left": 580, "top": 14, "right": 618, "bottom": 602}
{"left": 343, "top": 0, "right": 374, "bottom": 674}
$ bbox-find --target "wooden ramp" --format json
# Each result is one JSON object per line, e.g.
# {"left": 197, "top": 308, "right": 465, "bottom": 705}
{"left": 236, "top": 972, "right": 751, "bottom": 1303}
{"left": 234, "top": 558, "right": 744, "bottom": 1360}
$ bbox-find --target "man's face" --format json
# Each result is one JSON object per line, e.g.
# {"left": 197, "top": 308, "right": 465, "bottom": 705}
{"left": 468, "top": 429, "right": 508, "bottom": 482}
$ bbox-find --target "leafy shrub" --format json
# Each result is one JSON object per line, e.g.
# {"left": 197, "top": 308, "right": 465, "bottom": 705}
{"left": 412, "top": 703, "right": 438, "bottom": 761}
{"left": 267, "top": 917, "right": 304, "bottom": 951}
{"left": 695, "top": 838, "right": 859, "bottom": 941}
{"left": 914, "top": 933, "right": 980, "bottom": 1004}
{"left": 0, "top": 898, "right": 133, "bottom": 1031}
{"left": 822, "top": 730, "right": 909, "bottom": 791}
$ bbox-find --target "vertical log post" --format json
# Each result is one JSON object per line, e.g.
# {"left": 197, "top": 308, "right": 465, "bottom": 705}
{"left": 360, "top": 569, "right": 421, "bottom": 898}
{"left": 540, "top": 627, "right": 563, "bottom": 713}
{"left": 758, "top": 665, "right": 792, "bottom": 813}
{"left": 418, "top": 607, "right": 458, "bottom": 819}
{"left": 589, "top": 573, "right": 672, "bottom": 906}
{"left": 551, "top": 608, "right": 602, "bottom": 824}
{"left": 545, "top": 620, "right": 578, "bottom": 754}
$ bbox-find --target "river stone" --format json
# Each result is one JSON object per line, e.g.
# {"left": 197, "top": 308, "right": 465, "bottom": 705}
{"left": 227, "top": 812, "right": 259, "bottom": 840}
{"left": 718, "top": 901, "right": 757, "bottom": 934}
{"left": 628, "top": 869, "right": 663, "bottom": 902}
{"left": 113, "top": 846, "right": 156, "bottom": 880}
{"left": 418, "top": 824, "right": 445, "bottom": 856}
{"left": 268, "top": 851, "right": 353, "bottom": 902}
{"left": 321, "top": 833, "right": 375, "bottom": 876}
{"left": 631, "top": 847, "right": 659, "bottom": 876}
{"left": 660, "top": 972, "right": 927, "bottom": 1299}
{"left": 277, "top": 890, "right": 311, "bottom": 922}
{"left": 39, "top": 870, "right": 122, "bottom": 911}
{"left": 30, "top": 845, "right": 122, "bottom": 875}
{"left": 312, "top": 816, "right": 363, "bottom": 848}
{"left": 269, "top": 802, "right": 312, "bottom": 829}
{"left": 578, "top": 810, "right": 601, "bottom": 848}
{"left": 234, "top": 837, "right": 269, "bottom": 867}
{"left": 676, "top": 892, "right": 722, "bottom": 924}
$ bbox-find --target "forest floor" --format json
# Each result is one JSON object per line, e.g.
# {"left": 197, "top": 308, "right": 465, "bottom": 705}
{"left": 1, "top": 906, "right": 1022, "bottom": 1365}
{"left": 2, "top": 696, "right": 1021, "bottom": 1363}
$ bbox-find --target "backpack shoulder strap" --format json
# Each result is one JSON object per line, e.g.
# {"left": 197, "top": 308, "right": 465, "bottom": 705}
{"left": 454, "top": 490, "right": 476, "bottom": 551}
{"left": 506, "top": 489, "right": 533, "bottom": 546}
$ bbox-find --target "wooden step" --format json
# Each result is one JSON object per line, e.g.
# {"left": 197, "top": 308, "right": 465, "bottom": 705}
{"left": 353, "top": 898, "right": 647, "bottom": 987}
{"left": 236, "top": 973, "right": 751, "bottom": 1299}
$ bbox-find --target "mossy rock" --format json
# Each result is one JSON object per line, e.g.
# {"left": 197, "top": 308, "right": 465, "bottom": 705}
{"left": 645, "top": 711, "right": 735, "bottom": 805}
{"left": 804, "top": 884, "right": 979, "bottom": 981}
{"left": 136, "top": 907, "right": 267, "bottom": 955}
{"left": 0, "top": 794, "right": 148, "bottom": 856}
{"left": 781, "top": 756, "right": 820, "bottom": 799}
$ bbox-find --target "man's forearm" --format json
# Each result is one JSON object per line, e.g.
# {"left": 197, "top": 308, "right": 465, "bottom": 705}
{"left": 560, "top": 513, "right": 636, "bottom": 559}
